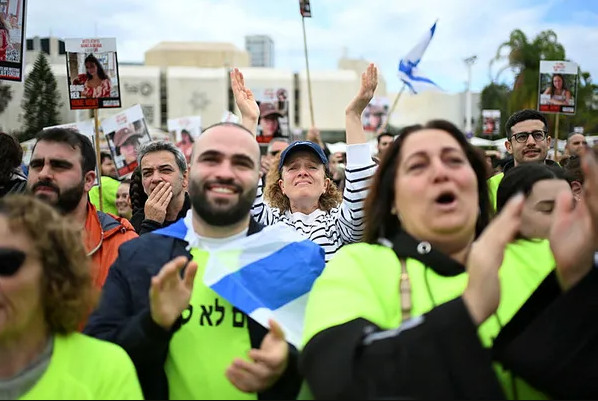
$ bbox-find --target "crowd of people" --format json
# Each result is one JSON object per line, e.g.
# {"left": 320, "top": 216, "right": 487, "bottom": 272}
{"left": 1, "top": 63, "right": 598, "bottom": 400}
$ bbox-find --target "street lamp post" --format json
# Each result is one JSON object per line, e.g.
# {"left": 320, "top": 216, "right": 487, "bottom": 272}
{"left": 464, "top": 55, "right": 477, "bottom": 137}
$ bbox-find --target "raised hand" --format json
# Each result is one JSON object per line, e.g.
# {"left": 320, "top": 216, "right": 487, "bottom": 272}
{"left": 549, "top": 181, "right": 595, "bottom": 291}
{"left": 225, "top": 319, "right": 289, "bottom": 393}
{"left": 144, "top": 181, "right": 173, "bottom": 224}
{"left": 346, "top": 63, "right": 378, "bottom": 117}
{"left": 231, "top": 68, "right": 259, "bottom": 134}
{"left": 150, "top": 256, "right": 198, "bottom": 330}
{"left": 463, "top": 194, "right": 525, "bottom": 325}
{"left": 581, "top": 148, "right": 598, "bottom": 247}
{"left": 306, "top": 126, "right": 323, "bottom": 147}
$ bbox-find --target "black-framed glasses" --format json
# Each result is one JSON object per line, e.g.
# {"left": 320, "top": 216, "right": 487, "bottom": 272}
{"left": 511, "top": 130, "right": 547, "bottom": 143}
{"left": 269, "top": 150, "right": 281, "bottom": 157}
{"left": 0, "top": 248, "right": 26, "bottom": 277}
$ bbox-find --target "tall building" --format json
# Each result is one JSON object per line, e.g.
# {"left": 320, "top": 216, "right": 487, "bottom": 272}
{"left": 245, "top": 35, "right": 274, "bottom": 68}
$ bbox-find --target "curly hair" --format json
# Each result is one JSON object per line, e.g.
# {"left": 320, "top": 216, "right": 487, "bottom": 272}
{"left": 264, "top": 153, "right": 342, "bottom": 213}
{"left": 129, "top": 166, "right": 148, "bottom": 215}
{"left": 0, "top": 132, "right": 23, "bottom": 183}
{"left": 0, "top": 195, "right": 96, "bottom": 334}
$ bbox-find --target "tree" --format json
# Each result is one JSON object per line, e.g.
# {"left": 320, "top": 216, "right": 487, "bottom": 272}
{"left": 477, "top": 83, "right": 510, "bottom": 140}
{"left": 493, "top": 29, "right": 565, "bottom": 112}
{"left": 487, "top": 29, "right": 597, "bottom": 136}
{"left": 0, "top": 82, "right": 12, "bottom": 116}
{"left": 20, "top": 52, "right": 62, "bottom": 141}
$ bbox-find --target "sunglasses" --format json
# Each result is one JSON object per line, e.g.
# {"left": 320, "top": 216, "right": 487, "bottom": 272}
{"left": 269, "top": 150, "right": 281, "bottom": 157}
{"left": 0, "top": 248, "right": 26, "bottom": 276}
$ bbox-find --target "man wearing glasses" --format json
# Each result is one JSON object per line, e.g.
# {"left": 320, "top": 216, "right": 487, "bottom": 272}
{"left": 488, "top": 109, "right": 560, "bottom": 209}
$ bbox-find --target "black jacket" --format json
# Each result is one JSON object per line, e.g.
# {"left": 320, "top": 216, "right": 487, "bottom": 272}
{"left": 299, "top": 230, "right": 505, "bottom": 400}
{"left": 84, "top": 217, "right": 301, "bottom": 400}
{"left": 130, "top": 192, "right": 191, "bottom": 235}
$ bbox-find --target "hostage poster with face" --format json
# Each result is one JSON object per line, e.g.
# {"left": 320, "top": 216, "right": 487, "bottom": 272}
{"left": 102, "top": 104, "right": 152, "bottom": 178}
{"left": 65, "top": 37, "right": 121, "bottom": 109}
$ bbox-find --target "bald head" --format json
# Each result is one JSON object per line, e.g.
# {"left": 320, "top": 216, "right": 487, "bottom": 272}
{"left": 192, "top": 123, "right": 261, "bottom": 168}
{"left": 566, "top": 133, "right": 588, "bottom": 156}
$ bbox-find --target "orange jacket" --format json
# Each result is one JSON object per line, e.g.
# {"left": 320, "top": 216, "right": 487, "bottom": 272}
{"left": 84, "top": 202, "right": 138, "bottom": 288}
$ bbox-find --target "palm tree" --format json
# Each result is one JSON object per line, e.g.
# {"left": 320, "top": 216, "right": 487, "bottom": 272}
{"left": 492, "top": 29, "right": 566, "bottom": 112}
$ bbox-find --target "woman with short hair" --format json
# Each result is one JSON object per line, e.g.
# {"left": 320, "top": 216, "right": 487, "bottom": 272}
{"left": 0, "top": 195, "right": 142, "bottom": 399}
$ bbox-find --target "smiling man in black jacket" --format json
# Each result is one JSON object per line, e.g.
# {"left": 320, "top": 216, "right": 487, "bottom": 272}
{"left": 84, "top": 122, "right": 304, "bottom": 400}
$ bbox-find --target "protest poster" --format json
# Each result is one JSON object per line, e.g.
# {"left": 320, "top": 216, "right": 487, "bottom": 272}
{"left": 538, "top": 60, "right": 578, "bottom": 115}
{"left": 167, "top": 115, "right": 201, "bottom": 163}
{"left": 65, "top": 37, "right": 121, "bottom": 110}
{"left": 101, "top": 104, "right": 151, "bottom": 178}
{"left": 0, "top": 0, "right": 27, "bottom": 82}
{"left": 482, "top": 109, "right": 500, "bottom": 136}
{"left": 256, "top": 87, "right": 290, "bottom": 144}
{"left": 362, "top": 97, "right": 390, "bottom": 133}
{"left": 299, "top": 0, "right": 311, "bottom": 17}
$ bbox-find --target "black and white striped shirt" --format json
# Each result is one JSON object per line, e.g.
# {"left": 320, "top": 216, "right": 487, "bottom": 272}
{"left": 251, "top": 143, "right": 377, "bottom": 261}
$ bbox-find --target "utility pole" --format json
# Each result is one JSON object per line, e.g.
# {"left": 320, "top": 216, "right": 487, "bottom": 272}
{"left": 464, "top": 55, "right": 477, "bottom": 137}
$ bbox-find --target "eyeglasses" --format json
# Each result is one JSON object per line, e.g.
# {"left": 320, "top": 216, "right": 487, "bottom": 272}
{"left": 269, "top": 150, "right": 281, "bottom": 157}
{"left": 0, "top": 248, "right": 26, "bottom": 276}
{"left": 511, "top": 130, "right": 547, "bottom": 143}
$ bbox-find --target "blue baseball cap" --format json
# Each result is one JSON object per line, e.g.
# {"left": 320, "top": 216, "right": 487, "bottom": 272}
{"left": 278, "top": 140, "right": 328, "bottom": 171}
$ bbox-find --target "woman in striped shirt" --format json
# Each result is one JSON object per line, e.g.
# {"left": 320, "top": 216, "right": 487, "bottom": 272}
{"left": 231, "top": 64, "right": 379, "bottom": 261}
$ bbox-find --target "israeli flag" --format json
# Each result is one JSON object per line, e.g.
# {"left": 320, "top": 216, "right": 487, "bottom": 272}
{"left": 398, "top": 21, "right": 442, "bottom": 94}
{"left": 156, "top": 218, "right": 326, "bottom": 347}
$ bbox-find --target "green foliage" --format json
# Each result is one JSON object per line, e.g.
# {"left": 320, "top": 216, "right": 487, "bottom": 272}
{"left": 20, "top": 52, "right": 62, "bottom": 141}
{"left": 477, "top": 83, "right": 510, "bottom": 140}
{"left": 481, "top": 29, "right": 597, "bottom": 139}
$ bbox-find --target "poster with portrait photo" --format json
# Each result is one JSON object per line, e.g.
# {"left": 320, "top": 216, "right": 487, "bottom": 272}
{"left": 0, "top": 0, "right": 27, "bottom": 81}
{"left": 481, "top": 109, "right": 500, "bottom": 136}
{"left": 255, "top": 87, "right": 290, "bottom": 144}
{"left": 362, "top": 97, "right": 390, "bottom": 133}
{"left": 167, "top": 116, "right": 201, "bottom": 163}
{"left": 299, "top": 0, "right": 312, "bottom": 17}
{"left": 65, "top": 37, "right": 121, "bottom": 110}
{"left": 538, "top": 60, "right": 578, "bottom": 115}
{"left": 43, "top": 119, "right": 99, "bottom": 184}
{"left": 101, "top": 104, "right": 151, "bottom": 178}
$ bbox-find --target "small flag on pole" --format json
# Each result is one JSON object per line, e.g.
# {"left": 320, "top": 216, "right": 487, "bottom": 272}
{"left": 398, "top": 21, "right": 441, "bottom": 94}
{"left": 299, "top": 0, "right": 312, "bottom": 17}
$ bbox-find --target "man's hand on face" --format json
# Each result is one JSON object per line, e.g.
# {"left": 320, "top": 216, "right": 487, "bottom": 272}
{"left": 144, "top": 181, "right": 173, "bottom": 223}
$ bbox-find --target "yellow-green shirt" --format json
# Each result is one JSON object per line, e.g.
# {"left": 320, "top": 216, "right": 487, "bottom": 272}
{"left": 20, "top": 333, "right": 143, "bottom": 400}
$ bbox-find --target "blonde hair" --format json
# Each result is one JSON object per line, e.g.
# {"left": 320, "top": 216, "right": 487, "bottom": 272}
{"left": 264, "top": 153, "right": 342, "bottom": 213}
{"left": 0, "top": 195, "right": 97, "bottom": 334}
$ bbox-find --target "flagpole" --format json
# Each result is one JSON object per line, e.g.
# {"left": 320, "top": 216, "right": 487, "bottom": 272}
{"left": 301, "top": 15, "right": 315, "bottom": 128}
{"left": 93, "top": 109, "right": 103, "bottom": 212}
{"left": 380, "top": 83, "right": 406, "bottom": 133}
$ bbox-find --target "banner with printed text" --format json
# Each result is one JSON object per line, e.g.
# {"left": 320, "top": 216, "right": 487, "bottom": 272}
{"left": 0, "top": 0, "right": 27, "bottom": 81}
{"left": 65, "top": 37, "right": 121, "bottom": 110}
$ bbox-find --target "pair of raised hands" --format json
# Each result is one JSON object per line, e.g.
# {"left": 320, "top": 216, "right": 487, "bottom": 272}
{"left": 464, "top": 149, "right": 598, "bottom": 325}
{"left": 149, "top": 256, "right": 289, "bottom": 393}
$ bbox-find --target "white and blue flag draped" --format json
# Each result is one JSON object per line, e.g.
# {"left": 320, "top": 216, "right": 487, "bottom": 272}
{"left": 155, "top": 216, "right": 326, "bottom": 347}
{"left": 398, "top": 21, "right": 442, "bottom": 94}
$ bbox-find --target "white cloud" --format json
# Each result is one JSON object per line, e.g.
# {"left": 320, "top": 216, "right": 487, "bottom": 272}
{"left": 25, "top": 0, "right": 598, "bottom": 93}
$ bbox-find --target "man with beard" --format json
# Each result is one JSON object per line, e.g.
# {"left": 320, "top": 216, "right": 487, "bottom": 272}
{"left": 27, "top": 128, "right": 138, "bottom": 288}
{"left": 84, "top": 122, "right": 309, "bottom": 400}
{"left": 488, "top": 109, "right": 560, "bottom": 209}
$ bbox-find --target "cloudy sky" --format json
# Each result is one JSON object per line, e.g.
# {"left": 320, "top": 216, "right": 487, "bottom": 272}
{"left": 25, "top": 0, "right": 598, "bottom": 93}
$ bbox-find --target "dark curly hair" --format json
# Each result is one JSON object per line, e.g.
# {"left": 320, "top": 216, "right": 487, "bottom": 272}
{"left": 0, "top": 132, "right": 23, "bottom": 183}
{"left": 0, "top": 195, "right": 97, "bottom": 333}
{"left": 129, "top": 166, "right": 148, "bottom": 215}
{"left": 363, "top": 120, "right": 491, "bottom": 244}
